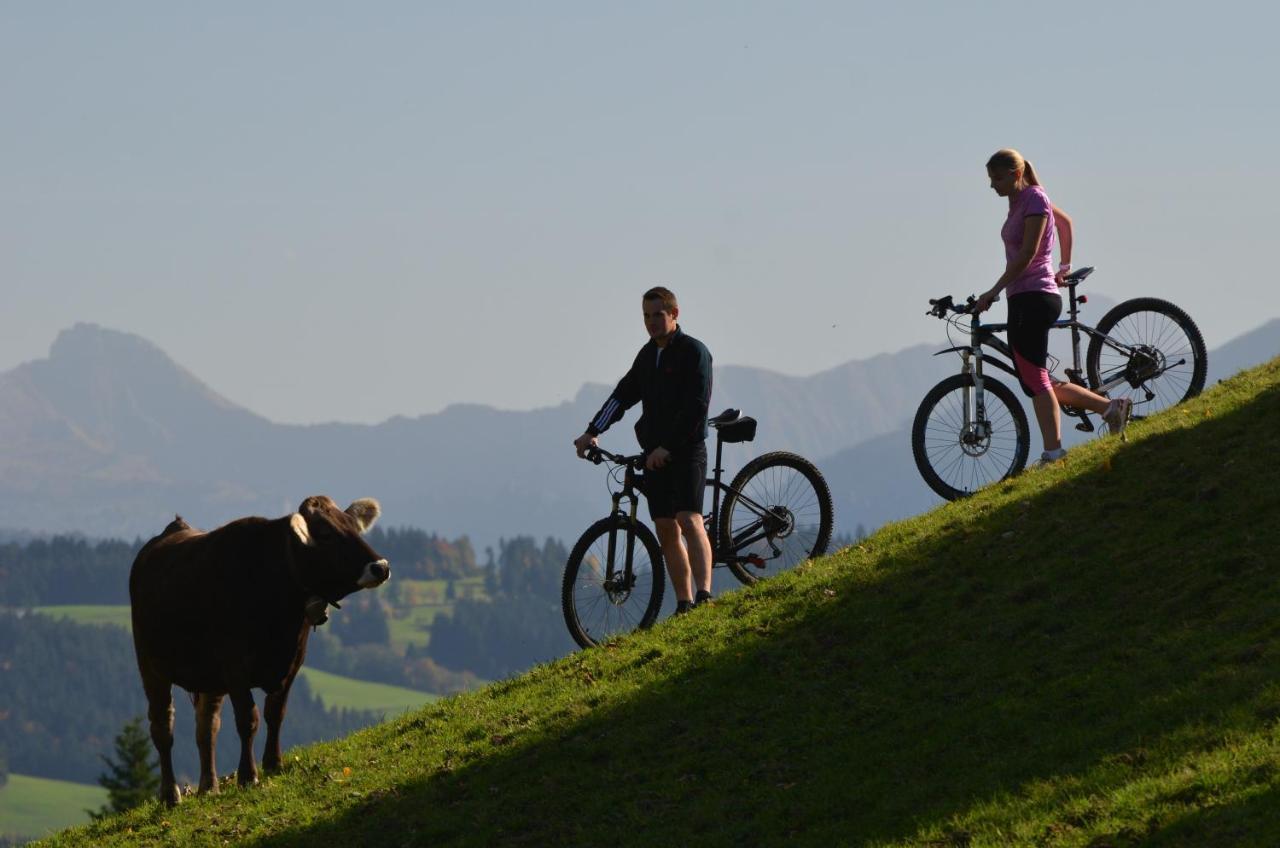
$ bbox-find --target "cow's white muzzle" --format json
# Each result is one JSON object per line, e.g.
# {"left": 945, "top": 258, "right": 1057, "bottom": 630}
{"left": 358, "top": 559, "right": 391, "bottom": 588}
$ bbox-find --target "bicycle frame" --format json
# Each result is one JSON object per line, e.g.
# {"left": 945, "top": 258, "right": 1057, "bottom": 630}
{"left": 933, "top": 285, "right": 1160, "bottom": 434}
{"left": 596, "top": 439, "right": 786, "bottom": 588}
{"left": 706, "top": 438, "right": 785, "bottom": 567}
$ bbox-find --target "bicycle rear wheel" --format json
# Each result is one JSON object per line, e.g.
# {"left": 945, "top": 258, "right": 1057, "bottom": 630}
{"left": 1085, "top": 297, "right": 1207, "bottom": 417}
{"left": 912, "top": 373, "right": 1030, "bottom": 500}
{"left": 561, "top": 515, "right": 665, "bottom": 649}
{"left": 719, "top": 452, "right": 833, "bottom": 585}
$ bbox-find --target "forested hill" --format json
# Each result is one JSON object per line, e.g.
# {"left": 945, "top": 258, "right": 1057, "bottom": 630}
{"left": 48, "top": 357, "right": 1280, "bottom": 846}
{"left": 0, "top": 526, "right": 477, "bottom": 607}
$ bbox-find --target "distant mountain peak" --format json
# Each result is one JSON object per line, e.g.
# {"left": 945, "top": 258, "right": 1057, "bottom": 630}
{"left": 49, "top": 321, "right": 168, "bottom": 361}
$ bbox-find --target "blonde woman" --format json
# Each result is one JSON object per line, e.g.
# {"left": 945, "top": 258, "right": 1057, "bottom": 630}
{"left": 974, "top": 148, "right": 1131, "bottom": 464}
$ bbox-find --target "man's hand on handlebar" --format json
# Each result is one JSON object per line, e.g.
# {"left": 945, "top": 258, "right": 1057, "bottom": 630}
{"left": 645, "top": 446, "right": 671, "bottom": 471}
{"left": 574, "top": 432, "right": 598, "bottom": 459}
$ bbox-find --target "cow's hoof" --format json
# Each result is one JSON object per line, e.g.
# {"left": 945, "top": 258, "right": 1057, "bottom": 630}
{"left": 162, "top": 784, "right": 181, "bottom": 807}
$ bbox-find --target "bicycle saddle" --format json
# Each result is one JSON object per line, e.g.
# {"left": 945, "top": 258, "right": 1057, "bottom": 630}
{"left": 1063, "top": 266, "right": 1095, "bottom": 286}
{"left": 708, "top": 408, "right": 741, "bottom": 427}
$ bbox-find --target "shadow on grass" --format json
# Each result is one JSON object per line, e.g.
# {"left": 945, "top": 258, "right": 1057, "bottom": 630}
{"left": 242, "top": 375, "right": 1280, "bottom": 847}
{"left": 1143, "top": 783, "right": 1280, "bottom": 847}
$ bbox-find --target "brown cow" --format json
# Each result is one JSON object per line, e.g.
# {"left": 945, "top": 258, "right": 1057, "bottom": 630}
{"left": 129, "top": 495, "right": 391, "bottom": 805}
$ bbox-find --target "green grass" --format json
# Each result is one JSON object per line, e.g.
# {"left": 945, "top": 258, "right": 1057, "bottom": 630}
{"left": 39, "top": 359, "right": 1280, "bottom": 847}
{"left": 32, "top": 605, "right": 132, "bottom": 631}
{"left": 385, "top": 606, "right": 444, "bottom": 653}
{"left": 298, "top": 668, "right": 438, "bottom": 719}
{"left": 0, "top": 774, "right": 107, "bottom": 842}
{"left": 385, "top": 576, "right": 489, "bottom": 652}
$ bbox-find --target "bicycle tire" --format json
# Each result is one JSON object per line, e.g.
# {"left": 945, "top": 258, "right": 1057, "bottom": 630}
{"left": 912, "top": 373, "right": 1030, "bottom": 500}
{"left": 719, "top": 451, "right": 833, "bottom": 585}
{"left": 561, "top": 515, "right": 665, "bottom": 649}
{"left": 1085, "top": 297, "right": 1207, "bottom": 416}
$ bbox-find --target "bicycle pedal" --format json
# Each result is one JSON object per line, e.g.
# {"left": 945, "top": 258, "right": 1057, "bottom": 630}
{"left": 745, "top": 554, "right": 767, "bottom": 569}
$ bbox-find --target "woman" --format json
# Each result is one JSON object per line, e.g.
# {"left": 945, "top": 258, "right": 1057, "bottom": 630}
{"left": 974, "top": 148, "right": 1130, "bottom": 464}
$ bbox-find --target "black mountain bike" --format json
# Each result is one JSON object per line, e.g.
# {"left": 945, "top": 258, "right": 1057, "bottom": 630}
{"left": 562, "top": 409, "right": 834, "bottom": 648}
{"left": 913, "top": 266, "right": 1206, "bottom": 500}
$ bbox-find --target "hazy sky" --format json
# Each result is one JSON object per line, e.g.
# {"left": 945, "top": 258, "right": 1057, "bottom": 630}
{"left": 4, "top": 2, "right": 1276, "bottom": 424}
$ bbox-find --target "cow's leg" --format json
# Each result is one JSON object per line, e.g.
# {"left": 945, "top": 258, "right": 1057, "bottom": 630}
{"left": 142, "top": 675, "right": 181, "bottom": 806}
{"left": 227, "top": 688, "right": 260, "bottom": 787}
{"left": 195, "top": 692, "right": 225, "bottom": 794}
{"left": 261, "top": 678, "right": 296, "bottom": 774}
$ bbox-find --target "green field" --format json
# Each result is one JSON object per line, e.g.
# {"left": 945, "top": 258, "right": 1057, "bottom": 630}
{"left": 44, "top": 358, "right": 1280, "bottom": 847}
{"left": 28, "top": 579, "right": 492, "bottom": 655}
{"left": 32, "top": 605, "right": 132, "bottom": 631}
{"left": 299, "top": 668, "right": 438, "bottom": 719}
{"left": 385, "top": 576, "right": 488, "bottom": 653}
{"left": 0, "top": 774, "right": 106, "bottom": 842}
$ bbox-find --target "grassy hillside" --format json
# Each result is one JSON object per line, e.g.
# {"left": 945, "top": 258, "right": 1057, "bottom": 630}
{"left": 0, "top": 774, "right": 106, "bottom": 843}
{"left": 297, "top": 669, "right": 438, "bottom": 719}
{"left": 39, "top": 359, "right": 1280, "bottom": 847}
{"left": 33, "top": 605, "right": 133, "bottom": 630}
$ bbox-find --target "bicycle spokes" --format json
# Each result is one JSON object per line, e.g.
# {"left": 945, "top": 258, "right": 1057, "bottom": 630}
{"left": 1088, "top": 307, "right": 1203, "bottom": 415}
{"left": 723, "top": 462, "right": 827, "bottom": 576}
{"left": 567, "top": 521, "right": 661, "bottom": 645}
{"left": 916, "top": 379, "right": 1027, "bottom": 497}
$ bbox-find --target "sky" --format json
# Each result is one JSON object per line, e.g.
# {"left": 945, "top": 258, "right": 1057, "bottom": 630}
{"left": 3, "top": 2, "right": 1277, "bottom": 424}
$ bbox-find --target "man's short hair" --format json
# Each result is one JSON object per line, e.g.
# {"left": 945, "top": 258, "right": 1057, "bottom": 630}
{"left": 643, "top": 286, "right": 678, "bottom": 312}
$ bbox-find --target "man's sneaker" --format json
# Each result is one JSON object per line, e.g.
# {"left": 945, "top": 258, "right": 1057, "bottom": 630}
{"left": 1035, "top": 448, "right": 1068, "bottom": 468}
{"left": 1102, "top": 397, "right": 1133, "bottom": 440}
{"left": 673, "top": 600, "right": 694, "bottom": 616}
{"left": 694, "top": 589, "right": 714, "bottom": 607}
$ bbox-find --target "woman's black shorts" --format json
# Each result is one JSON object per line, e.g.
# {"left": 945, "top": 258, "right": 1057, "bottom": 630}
{"left": 1006, "top": 291, "right": 1063, "bottom": 396}
{"left": 642, "top": 442, "right": 708, "bottom": 521}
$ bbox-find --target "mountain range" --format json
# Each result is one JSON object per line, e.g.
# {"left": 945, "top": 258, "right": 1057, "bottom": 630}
{"left": 1, "top": 307, "right": 1275, "bottom": 549}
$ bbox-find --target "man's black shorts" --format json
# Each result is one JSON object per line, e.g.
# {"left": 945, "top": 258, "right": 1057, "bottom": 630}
{"left": 642, "top": 442, "right": 708, "bottom": 521}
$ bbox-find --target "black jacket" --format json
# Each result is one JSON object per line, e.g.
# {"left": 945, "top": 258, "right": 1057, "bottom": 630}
{"left": 586, "top": 326, "right": 713, "bottom": 452}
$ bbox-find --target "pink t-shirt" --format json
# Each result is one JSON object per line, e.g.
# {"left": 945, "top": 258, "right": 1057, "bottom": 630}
{"left": 1001, "top": 185, "right": 1057, "bottom": 296}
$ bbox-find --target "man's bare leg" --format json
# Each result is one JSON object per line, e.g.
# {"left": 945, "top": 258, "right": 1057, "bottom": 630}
{"left": 654, "top": 518, "right": 693, "bottom": 603}
{"left": 676, "top": 511, "right": 712, "bottom": 595}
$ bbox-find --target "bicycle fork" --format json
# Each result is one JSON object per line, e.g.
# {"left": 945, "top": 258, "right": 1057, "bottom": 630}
{"left": 962, "top": 349, "right": 991, "bottom": 444}
{"left": 604, "top": 492, "right": 640, "bottom": 593}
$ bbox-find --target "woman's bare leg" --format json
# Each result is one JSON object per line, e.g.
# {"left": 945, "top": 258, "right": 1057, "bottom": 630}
{"left": 1052, "top": 381, "right": 1110, "bottom": 415}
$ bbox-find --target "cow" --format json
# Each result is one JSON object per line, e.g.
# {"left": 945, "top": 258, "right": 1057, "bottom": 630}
{"left": 129, "top": 495, "right": 391, "bottom": 805}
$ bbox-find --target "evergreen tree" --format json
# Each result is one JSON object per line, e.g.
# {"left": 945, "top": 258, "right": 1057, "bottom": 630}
{"left": 330, "top": 594, "right": 391, "bottom": 647}
{"left": 90, "top": 717, "right": 159, "bottom": 820}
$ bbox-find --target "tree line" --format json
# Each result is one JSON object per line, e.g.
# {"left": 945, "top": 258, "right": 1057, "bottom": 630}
{"left": 0, "top": 611, "right": 378, "bottom": 785}
{"left": 428, "top": 537, "right": 578, "bottom": 680}
{"left": 0, "top": 526, "right": 480, "bottom": 608}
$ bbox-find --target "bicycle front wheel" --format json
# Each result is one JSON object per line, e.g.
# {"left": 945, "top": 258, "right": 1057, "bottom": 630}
{"left": 912, "top": 374, "right": 1030, "bottom": 500}
{"left": 1086, "top": 297, "right": 1207, "bottom": 416}
{"left": 561, "top": 515, "right": 665, "bottom": 649}
{"left": 719, "top": 452, "right": 833, "bottom": 585}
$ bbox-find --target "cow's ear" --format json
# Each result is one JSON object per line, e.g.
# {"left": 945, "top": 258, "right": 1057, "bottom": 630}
{"left": 345, "top": 498, "right": 381, "bottom": 534}
{"left": 290, "top": 513, "right": 314, "bottom": 546}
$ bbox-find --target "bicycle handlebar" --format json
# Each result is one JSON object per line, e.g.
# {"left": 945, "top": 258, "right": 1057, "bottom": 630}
{"left": 926, "top": 294, "right": 986, "bottom": 318}
{"left": 584, "top": 446, "right": 646, "bottom": 469}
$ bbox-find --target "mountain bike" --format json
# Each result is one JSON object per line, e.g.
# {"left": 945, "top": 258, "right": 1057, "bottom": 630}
{"left": 912, "top": 266, "right": 1206, "bottom": 500}
{"left": 562, "top": 409, "right": 834, "bottom": 648}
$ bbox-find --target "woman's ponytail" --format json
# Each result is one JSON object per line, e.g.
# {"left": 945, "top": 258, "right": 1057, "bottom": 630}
{"left": 1022, "top": 158, "right": 1041, "bottom": 187}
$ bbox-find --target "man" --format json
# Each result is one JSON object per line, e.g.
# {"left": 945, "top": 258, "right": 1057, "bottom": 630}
{"left": 573, "top": 287, "right": 714, "bottom": 614}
